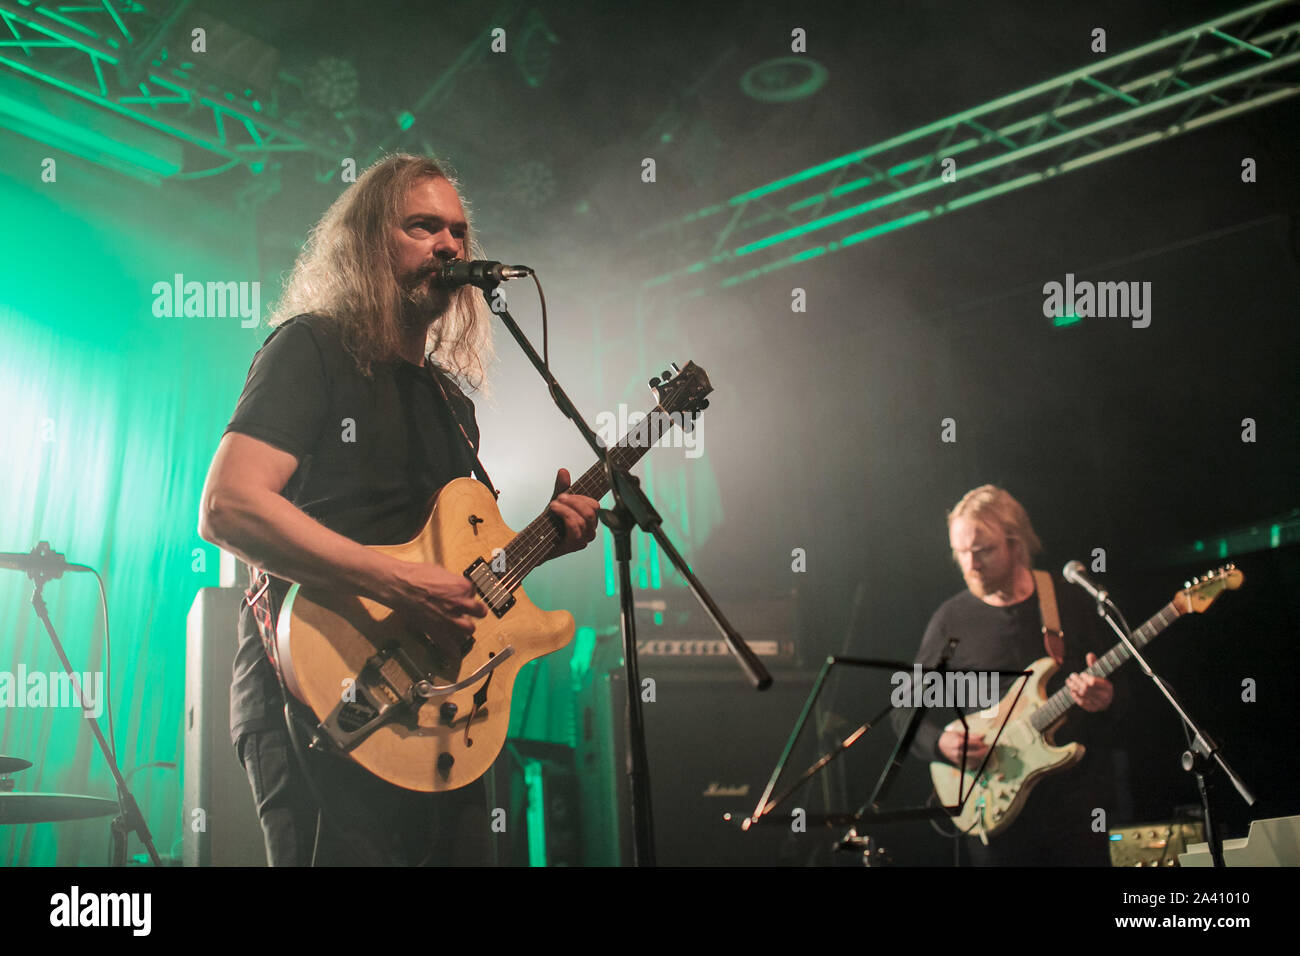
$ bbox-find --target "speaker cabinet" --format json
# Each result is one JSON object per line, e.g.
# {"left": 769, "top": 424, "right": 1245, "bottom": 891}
{"left": 183, "top": 587, "right": 267, "bottom": 866}
{"left": 580, "top": 669, "right": 838, "bottom": 866}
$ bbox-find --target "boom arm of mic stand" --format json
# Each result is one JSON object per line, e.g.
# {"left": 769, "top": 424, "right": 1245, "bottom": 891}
{"left": 653, "top": 522, "right": 770, "bottom": 688}
{"left": 482, "top": 283, "right": 769, "bottom": 864}
{"left": 480, "top": 286, "right": 769, "bottom": 690}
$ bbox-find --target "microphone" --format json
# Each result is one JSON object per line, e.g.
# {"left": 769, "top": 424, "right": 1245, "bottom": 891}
{"left": 1062, "top": 560, "right": 1108, "bottom": 605}
{"left": 434, "top": 260, "right": 532, "bottom": 290}
{"left": 0, "top": 542, "right": 80, "bottom": 579}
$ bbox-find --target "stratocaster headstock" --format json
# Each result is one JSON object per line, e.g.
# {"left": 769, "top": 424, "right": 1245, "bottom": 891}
{"left": 1173, "top": 564, "right": 1244, "bottom": 615}
{"left": 649, "top": 361, "right": 712, "bottom": 422}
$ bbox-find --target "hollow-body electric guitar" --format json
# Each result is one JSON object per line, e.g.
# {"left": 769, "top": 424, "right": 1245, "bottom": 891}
{"left": 275, "top": 362, "right": 712, "bottom": 792}
{"left": 930, "top": 566, "right": 1243, "bottom": 841}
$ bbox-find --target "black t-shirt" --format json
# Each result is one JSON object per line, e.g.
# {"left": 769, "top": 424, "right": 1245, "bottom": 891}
{"left": 222, "top": 314, "right": 482, "bottom": 744}
{"left": 892, "top": 575, "right": 1124, "bottom": 859}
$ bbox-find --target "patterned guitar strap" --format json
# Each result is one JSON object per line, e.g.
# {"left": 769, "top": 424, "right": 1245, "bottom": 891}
{"left": 1031, "top": 569, "right": 1066, "bottom": 665}
{"left": 244, "top": 565, "right": 282, "bottom": 680}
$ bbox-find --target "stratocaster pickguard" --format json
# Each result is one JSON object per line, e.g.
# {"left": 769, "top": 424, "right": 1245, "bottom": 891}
{"left": 930, "top": 656, "right": 1083, "bottom": 841}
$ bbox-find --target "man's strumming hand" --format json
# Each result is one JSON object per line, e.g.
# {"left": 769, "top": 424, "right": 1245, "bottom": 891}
{"left": 386, "top": 561, "right": 488, "bottom": 651}
{"left": 938, "top": 726, "right": 991, "bottom": 766}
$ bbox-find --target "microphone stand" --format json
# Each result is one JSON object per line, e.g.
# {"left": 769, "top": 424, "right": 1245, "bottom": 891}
{"left": 12, "top": 542, "right": 161, "bottom": 866}
{"left": 1087, "top": 590, "right": 1254, "bottom": 868}
{"left": 477, "top": 284, "right": 770, "bottom": 866}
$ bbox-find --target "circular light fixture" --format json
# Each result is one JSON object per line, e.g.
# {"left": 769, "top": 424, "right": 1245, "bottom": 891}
{"left": 740, "top": 57, "right": 829, "bottom": 103}
{"left": 304, "top": 56, "right": 359, "bottom": 112}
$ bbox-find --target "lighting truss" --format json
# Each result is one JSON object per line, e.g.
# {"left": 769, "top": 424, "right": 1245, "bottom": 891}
{"left": 0, "top": 0, "right": 535, "bottom": 204}
{"left": 0, "top": 0, "right": 343, "bottom": 182}
{"left": 637, "top": 0, "right": 1300, "bottom": 300}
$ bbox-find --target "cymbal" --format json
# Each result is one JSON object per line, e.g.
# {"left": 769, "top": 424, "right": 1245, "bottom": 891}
{"left": 0, "top": 793, "right": 118, "bottom": 824}
{"left": 0, "top": 756, "right": 33, "bottom": 775}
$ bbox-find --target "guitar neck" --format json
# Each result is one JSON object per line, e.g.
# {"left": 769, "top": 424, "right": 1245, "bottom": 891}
{"left": 1030, "top": 599, "right": 1183, "bottom": 731}
{"left": 494, "top": 408, "right": 670, "bottom": 584}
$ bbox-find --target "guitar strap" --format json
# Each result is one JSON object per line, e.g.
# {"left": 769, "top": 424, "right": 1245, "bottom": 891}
{"left": 426, "top": 362, "right": 499, "bottom": 500}
{"left": 1031, "top": 569, "right": 1066, "bottom": 665}
{"left": 244, "top": 565, "right": 284, "bottom": 680}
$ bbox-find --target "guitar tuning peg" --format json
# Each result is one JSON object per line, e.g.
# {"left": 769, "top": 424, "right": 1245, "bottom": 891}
{"left": 660, "top": 370, "right": 672, "bottom": 381}
{"left": 1191, "top": 576, "right": 1200, "bottom": 585}
{"left": 1183, "top": 581, "right": 1191, "bottom": 589}
{"left": 671, "top": 362, "right": 681, "bottom": 373}
{"left": 649, "top": 377, "right": 660, "bottom": 388}
{"left": 700, "top": 399, "right": 709, "bottom": 409}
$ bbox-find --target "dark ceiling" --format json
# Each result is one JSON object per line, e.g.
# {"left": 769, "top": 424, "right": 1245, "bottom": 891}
{"left": 200, "top": 0, "right": 1257, "bottom": 245}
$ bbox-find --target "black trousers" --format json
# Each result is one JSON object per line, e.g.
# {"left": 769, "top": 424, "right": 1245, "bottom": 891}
{"left": 237, "top": 722, "right": 491, "bottom": 866}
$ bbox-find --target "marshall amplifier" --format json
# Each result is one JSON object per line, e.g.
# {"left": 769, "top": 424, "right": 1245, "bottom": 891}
{"left": 636, "top": 637, "right": 796, "bottom": 662}
{"left": 575, "top": 589, "right": 819, "bottom": 864}
{"left": 632, "top": 589, "right": 802, "bottom": 670}
{"left": 583, "top": 669, "right": 840, "bottom": 866}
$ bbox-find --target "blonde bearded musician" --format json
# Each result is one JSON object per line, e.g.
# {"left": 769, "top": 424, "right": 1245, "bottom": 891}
{"left": 893, "top": 485, "right": 1123, "bottom": 866}
{"left": 199, "top": 154, "right": 600, "bottom": 866}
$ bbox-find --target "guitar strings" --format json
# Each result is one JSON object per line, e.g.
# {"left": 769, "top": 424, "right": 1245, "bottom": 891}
{"left": 464, "top": 407, "right": 679, "bottom": 613}
{"left": 490, "top": 464, "right": 615, "bottom": 593}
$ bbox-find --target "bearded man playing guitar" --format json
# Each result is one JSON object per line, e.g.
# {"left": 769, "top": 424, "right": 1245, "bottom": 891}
{"left": 199, "top": 154, "right": 600, "bottom": 866}
{"left": 893, "top": 485, "right": 1123, "bottom": 866}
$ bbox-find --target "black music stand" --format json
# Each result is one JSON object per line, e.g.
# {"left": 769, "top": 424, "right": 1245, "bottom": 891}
{"left": 742, "top": 655, "right": 1031, "bottom": 856}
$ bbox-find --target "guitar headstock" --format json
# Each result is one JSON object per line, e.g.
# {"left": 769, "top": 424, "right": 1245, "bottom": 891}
{"left": 1173, "top": 564, "right": 1244, "bottom": 614}
{"left": 648, "top": 361, "right": 712, "bottom": 419}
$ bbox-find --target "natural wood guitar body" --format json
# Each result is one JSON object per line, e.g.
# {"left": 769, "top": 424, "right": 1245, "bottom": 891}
{"left": 277, "top": 477, "right": 574, "bottom": 792}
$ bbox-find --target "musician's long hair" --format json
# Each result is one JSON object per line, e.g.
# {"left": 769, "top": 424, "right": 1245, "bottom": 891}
{"left": 267, "top": 153, "right": 493, "bottom": 389}
{"left": 947, "top": 485, "right": 1044, "bottom": 567}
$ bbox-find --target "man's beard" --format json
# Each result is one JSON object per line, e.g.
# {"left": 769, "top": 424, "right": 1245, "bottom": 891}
{"left": 400, "top": 266, "right": 453, "bottom": 328}
{"left": 965, "top": 567, "right": 1012, "bottom": 598}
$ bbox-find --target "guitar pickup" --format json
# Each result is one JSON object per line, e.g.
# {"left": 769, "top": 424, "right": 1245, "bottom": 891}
{"left": 464, "top": 557, "right": 516, "bottom": 618}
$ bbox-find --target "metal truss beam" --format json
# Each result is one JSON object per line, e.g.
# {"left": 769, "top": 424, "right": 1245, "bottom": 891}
{"left": 0, "top": 0, "right": 341, "bottom": 189}
{"left": 638, "top": 0, "right": 1300, "bottom": 300}
{"left": 0, "top": 0, "right": 537, "bottom": 205}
